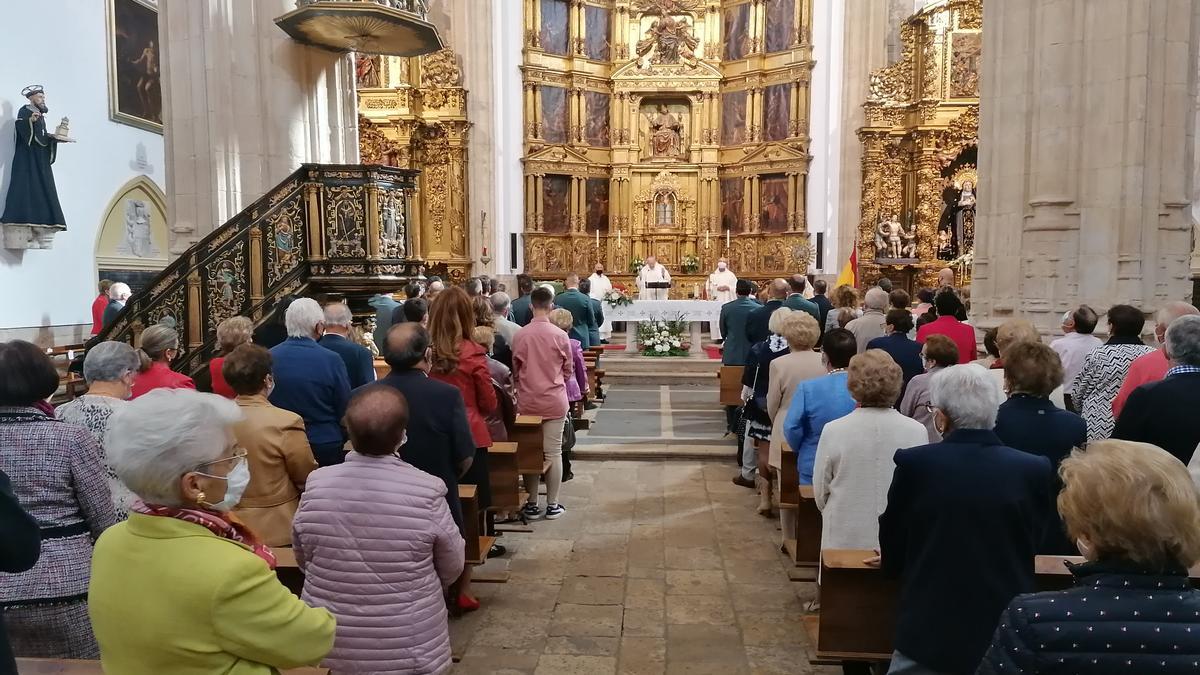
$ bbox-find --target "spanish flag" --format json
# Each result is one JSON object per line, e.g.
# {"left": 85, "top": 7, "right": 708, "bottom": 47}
{"left": 835, "top": 245, "right": 857, "bottom": 287}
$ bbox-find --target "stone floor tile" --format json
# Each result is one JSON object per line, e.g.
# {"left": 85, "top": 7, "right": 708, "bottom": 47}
{"left": 624, "top": 577, "right": 666, "bottom": 609}
{"left": 665, "top": 594, "right": 737, "bottom": 625}
{"left": 664, "top": 624, "right": 747, "bottom": 664}
{"left": 618, "top": 636, "right": 666, "bottom": 675}
{"left": 534, "top": 654, "right": 619, "bottom": 675}
{"left": 545, "top": 635, "right": 621, "bottom": 656}
{"left": 729, "top": 583, "right": 806, "bottom": 613}
{"left": 665, "top": 569, "right": 728, "bottom": 596}
{"left": 664, "top": 546, "right": 724, "bottom": 570}
{"left": 550, "top": 603, "right": 626, "bottom": 638}
{"left": 559, "top": 576, "right": 627, "bottom": 605}
{"left": 455, "top": 645, "right": 541, "bottom": 674}
{"left": 622, "top": 606, "right": 666, "bottom": 637}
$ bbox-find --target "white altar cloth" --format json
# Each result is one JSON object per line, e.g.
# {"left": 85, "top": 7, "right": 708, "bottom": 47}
{"left": 605, "top": 299, "right": 724, "bottom": 354}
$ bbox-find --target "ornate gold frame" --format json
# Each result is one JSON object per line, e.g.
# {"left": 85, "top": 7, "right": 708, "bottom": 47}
{"left": 106, "top": 0, "right": 163, "bottom": 134}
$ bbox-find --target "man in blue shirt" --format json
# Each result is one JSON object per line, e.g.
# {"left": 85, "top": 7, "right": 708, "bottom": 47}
{"left": 319, "top": 302, "right": 376, "bottom": 389}
{"left": 269, "top": 298, "right": 352, "bottom": 466}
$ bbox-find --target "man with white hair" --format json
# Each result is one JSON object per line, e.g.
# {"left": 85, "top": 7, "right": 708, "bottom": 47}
{"left": 319, "top": 302, "right": 376, "bottom": 389}
{"left": 845, "top": 287, "right": 889, "bottom": 352}
{"left": 1111, "top": 300, "right": 1199, "bottom": 418}
{"left": 268, "top": 298, "right": 352, "bottom": 466}
{"left": 878, "top": 364, "right": 1054, "bottom": 675}
{"left": 490, "top": 292, "right": 520, "bottom": 346}
{"left": 636, "top": 255, "right": 671, "bottom": 300}
{"left": 1050, "top": 304, "right": 1102, "bottom": 410}
{"left": 1113, "top": 314, "right": 1200, "bottom": 464}
{"left": 102, "top": 282, "right": 132, "bottom": 329}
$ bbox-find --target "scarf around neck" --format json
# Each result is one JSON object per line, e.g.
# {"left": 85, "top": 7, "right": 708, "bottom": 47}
{"left": 132, "top": 500, "right": 277, "bottom": 569}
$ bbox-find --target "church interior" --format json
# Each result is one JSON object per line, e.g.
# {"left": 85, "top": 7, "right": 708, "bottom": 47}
{"left": 3, "top": 0, "right": 1200, "bottom": 673}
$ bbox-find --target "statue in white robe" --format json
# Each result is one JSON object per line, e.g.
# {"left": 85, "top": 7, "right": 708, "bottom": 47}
{"left": 636, "top": 256, "right": 671, "bottom": 300}
{"left": 706, "top": 259, "right": 737, "bottom": 340}
{"left": 588, "top": 264, "right": 614, "bottom": 340}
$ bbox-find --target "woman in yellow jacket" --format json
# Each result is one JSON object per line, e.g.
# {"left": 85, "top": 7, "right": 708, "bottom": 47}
{"left": 89, "top": 388, "right": 335, "bottom": 674}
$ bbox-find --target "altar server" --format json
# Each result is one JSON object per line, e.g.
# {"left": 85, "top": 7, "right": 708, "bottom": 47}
{"left": 707, "top": 258, "right": 738, "bottom": 340}
{"left": 636, "top": 256, "right": 672, "bottom": 301}
{"left": 588, "top": 264, "right": 614, "bottom": 342}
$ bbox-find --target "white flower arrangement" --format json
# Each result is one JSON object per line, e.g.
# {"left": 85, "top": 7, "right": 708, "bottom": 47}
{"left": 637, "top": 314, "right": 689, "bottom": 356}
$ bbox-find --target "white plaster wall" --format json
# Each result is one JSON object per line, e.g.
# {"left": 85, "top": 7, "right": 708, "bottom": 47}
{"left": 0, "top": 0, "right": 165, "bottom": 332}
{"left": 493, "top": 0, "right": 524, "bottom": 274}
{"left": 807, "top": 0, "right": 844, "bottom": 272}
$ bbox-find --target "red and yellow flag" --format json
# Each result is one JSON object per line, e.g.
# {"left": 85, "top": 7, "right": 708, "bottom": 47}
{"left": 835, "top": 245, "right": 857, "bottom": 287}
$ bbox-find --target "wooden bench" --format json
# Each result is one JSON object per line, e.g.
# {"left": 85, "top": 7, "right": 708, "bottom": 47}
{"left": 812, "top": 549, "right": 1200, "bottom": 664}
{"left": 510, "top": 415, "right": 545, "bottom": 475}
{"left": 16, "top": 659, "right": 327, "bottom": 674}
{"left": 46, "top": 344, "right": 88, "bottom": 401}
{"left": 779, "top": 446, "right": 821, "bottom": 574}
{"left": 372, "top": 358, "right": 389, "bottom": 381}
{"left": 488, "top": 441, "right": 521, "bottom": 512}
{"left": 458, "top": 485, "right": 494, "bottom": 566}
{"left": 718, "top": 365, "right": 744, "bottom": 406}
{"left": 273, "top": 547, "right": 305, "bottom": 597}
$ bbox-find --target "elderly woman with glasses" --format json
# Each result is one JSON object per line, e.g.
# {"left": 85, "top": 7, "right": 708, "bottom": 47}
{"left": 56, "top": 341, "right": 143, "bottom": 518}
{"left": 0, "top": 341, "right": 118, "bottom": 659}
{"left": 877, "top": 364, "right": 1054, "bottom": 675}
{"left": 981, "top": 440, "right": 1200, "bottom": 673}
{"left": 898, "top": 333, "right": 960, "bottom": 442}
{"left": 89, "top": 388, "right": 335, "bottom": 674}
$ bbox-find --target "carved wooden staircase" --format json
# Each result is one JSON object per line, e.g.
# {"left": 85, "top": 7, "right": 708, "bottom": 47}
{"left": 97, "top": 164, "right": 428, "bottom": 376}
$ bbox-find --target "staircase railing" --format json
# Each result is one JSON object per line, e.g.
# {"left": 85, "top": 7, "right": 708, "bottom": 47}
{"left": 98, "top": 164, "right": 421, "bottom": 376}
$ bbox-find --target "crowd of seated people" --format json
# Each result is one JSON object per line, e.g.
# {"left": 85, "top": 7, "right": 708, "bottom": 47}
{"left": 5, "top": 274, "right": 1200, "bottom": 674}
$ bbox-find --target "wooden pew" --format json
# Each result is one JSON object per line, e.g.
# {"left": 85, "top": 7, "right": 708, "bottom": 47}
{"left": 46, "top": 344, "right": 88, "bottom": 401}
{"left": 488, "top": 441, "right": 521, "bottom": 513}
{"left": 372, "top": 358, "right": 389, "bottom": 381}
{"left": 273, "top": 547, "right": 304, "bottom": 597}
{"left": 718, "top": 365, "right": 744, "bottom": 406}
{"left": 510, "top": 415, "right": 545, "bottom": 476}
{"left": 812, "top": 549, "right": 1200, "bottom": 663}
{"left": 458, "top": 485, "right": 494, "bottom": 566}
{"left": 16, "top": 659, "right": 327, "bottom": 674}
{"left": 779, "top": 446, "right": 821, "bottom": 575}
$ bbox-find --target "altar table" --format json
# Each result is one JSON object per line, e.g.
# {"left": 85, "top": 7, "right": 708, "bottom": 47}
{"left": 605, "top": 299, "right": 724, "bottom": 354}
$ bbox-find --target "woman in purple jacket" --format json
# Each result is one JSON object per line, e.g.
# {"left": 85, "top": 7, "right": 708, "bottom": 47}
{"left": 293, "top": 385, "right": 465, "bottom": 674}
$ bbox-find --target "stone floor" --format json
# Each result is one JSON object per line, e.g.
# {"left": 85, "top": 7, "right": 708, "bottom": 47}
{"left": 448, "top": 460, "right": 837, "bottom": 674}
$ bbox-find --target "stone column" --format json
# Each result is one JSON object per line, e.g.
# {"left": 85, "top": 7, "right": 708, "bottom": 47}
{"left": 972, "top": 0, "right": 1200, "bottom": 331}
{"left": 159, "top": 0, "right": 357, "bottom": 253}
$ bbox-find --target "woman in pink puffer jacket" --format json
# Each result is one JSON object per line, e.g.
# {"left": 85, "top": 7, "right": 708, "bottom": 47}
{"left": 293, "top": 385, "right": 465, "bottom": 674}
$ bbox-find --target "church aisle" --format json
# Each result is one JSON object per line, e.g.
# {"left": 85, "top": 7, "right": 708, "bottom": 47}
{"left": 449, "top": 460, "right": 835, "bottom": 674}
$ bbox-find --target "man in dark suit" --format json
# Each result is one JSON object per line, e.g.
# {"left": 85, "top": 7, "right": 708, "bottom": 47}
{"left": 579, "top": 278, "right": 604, "bottom": 350}
{"left": 375, "top": 323, "right": 476, "bottom": 530}
{"left": 782, "top": 274, "right": 820, "bottom": 323}
{"left": 878, "top": 364, "right": 1054, "bottom": 675}
{"left": 510, "top": 274, "right": 535, "bottom": 326}
{"left": 718, "top": 280, "right": 761, "bottom": 367}
{"left": 746, "top": 278, "right": 789, "bottom": 345}
{"left": 383, "top": 282, "right": 423, "bottom": 336}
{"left": 318, "top": 303, "right": 376, "bottom": 390}
{"left": 553, "top": 273, "right": 596, "bottom": 349}
{"left": 1113, "top": 314, "right": 1200, "bottom": 464}
{"left": 811, "top": 279, "right": 834, "bottom": 348}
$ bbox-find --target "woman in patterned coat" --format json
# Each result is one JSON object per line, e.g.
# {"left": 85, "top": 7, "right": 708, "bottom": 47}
{"left": 0, "top": 340, "right": 118, "bottom": 658}
{"left": 1072, "top": 305, "right": 1155, "bottom": 441}
{"left": 55, "top": 341, "right": 142, "bottom": 519}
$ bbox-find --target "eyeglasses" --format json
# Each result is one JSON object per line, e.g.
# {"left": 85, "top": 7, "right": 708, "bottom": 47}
{"left": 923, "top": 403, "right": 937, "bottom": 415}
{"left": 194, "top": 448, "right": 248, "bottom": 473}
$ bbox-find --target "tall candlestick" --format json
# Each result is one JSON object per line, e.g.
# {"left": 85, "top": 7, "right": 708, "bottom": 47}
{"left": 705, "top": 230, "right": 710, "bottom": 248}
{"left": 725, "top": 229, "right": 730, "bottom": 248}
{"left": 595, "top": 228, "right": 599, "bottom": 248}
{"left": 617, "top": 230, "right": 621, "bottom": 247}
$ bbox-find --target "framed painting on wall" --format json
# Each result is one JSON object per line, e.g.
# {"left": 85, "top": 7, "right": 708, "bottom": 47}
{"left": 759, "top": 174, "right": 789, "bottom": 233}
{"left": 107, "top": 0, "right": 162, "bottom": 133}
{"left": 542, "top": 175, "right": 572, "bottom": 234}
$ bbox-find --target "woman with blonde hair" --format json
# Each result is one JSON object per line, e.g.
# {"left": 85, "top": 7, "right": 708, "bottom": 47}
{"left": 129, "top": 324, "right": 195, "bottom": 398}
{"left": 763, "top": 311, "right": 823, "bottom": 521}
{"left": 984, "top": 318, "right": 1067, "bottom": 408}
{"left": 549, "top": 308, "right": 589, "bottom": 407}
{"left": 980, "top": 440, "right": 1200, "bottom": 673}
{"left": 209, "top": 316, "right": 253, "bottom": 398}
{"left": 426, "top": 286, "right": 497, "bottom": 608}
{"left": 740, "top": 308, "right": 795, "bottom": 515}
{"left": 813, "top": 350, "right": 927, "bottom": 551}
{"left": 825, "top": 284, "right": 861, "bottom": 332}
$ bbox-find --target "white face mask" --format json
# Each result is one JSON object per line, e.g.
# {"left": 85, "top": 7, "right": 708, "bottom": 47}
{"left": 265, "top": 374, "right": 275, "bottom": 398}
{"left": 399, "top": 431, "right": 409, "bottom": 448}
{"left": 206, "top": 459, "right": 250, "bottom": 512}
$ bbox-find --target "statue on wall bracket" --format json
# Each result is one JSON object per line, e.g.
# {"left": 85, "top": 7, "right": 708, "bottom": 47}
{"left": 645, "top": 104, "right": 684, "bottom": 158}
{"left": 1, "top": 85, "right": 74, "bottom": 249}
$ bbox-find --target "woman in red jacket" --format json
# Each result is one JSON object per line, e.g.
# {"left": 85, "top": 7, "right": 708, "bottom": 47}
{"left": 427, "top": 286, "right": 498, "bottom": 611}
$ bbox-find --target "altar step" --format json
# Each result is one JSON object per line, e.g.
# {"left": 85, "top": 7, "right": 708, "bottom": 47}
{"left": 598, "top": 353, "right": 722, "bottom": 386}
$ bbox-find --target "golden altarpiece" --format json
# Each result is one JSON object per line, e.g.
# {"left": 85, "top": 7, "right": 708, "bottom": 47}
{"left": 522, "top": 0, "right": 815, "bottom": 295}
{"left": 356, "top": 50, "right": 473, "bottom": 282}
{"left": 857, "top": 0, "right": 981, "bottom": 291}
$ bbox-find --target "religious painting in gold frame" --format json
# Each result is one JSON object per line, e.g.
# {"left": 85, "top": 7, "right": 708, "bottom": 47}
{"left": 107, "top": 0, "right": 162, "bottom": 133}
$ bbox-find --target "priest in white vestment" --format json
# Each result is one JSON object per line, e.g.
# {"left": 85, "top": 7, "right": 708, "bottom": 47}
{"left": 636, "top": 256, "right": 671, "bottom": 300}
{"left": 706, "top": 258, "right": 737, "bottom": 340}
{"left": 588, "top": 263, "right": 614, "bottom": 341}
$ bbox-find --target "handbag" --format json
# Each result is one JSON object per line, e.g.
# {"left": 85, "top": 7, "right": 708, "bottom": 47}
{"left": 561, "top": 415, "right": 577, "bottom": 451}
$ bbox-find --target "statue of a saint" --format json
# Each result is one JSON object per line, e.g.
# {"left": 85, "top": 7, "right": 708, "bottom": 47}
{"left": 117, "top": 199, "right": 159, "bottom": 259}
{"left": 645, "top": 105, "right": 683, "bottom": 157}
{"left": 635, "top": 13, "right": 699, "bottom": 67}
{"left": 955, "top": 179, "right": 976, "bottom": 255}
{"left": 876, "top": 215, "right": 905, "bottom": 259}
{"left": 1, "top": 86, "right": 72, "bottom": 249}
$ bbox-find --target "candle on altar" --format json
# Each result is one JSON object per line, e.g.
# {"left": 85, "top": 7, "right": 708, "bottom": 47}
{"left": 617, "top": 230, "right": 621, "bottom": 247}
{"left": 725, "top": 229, "right": 730, "bottom": 248}
{"left": 705, "top": 230, "right": 710, "bottom": 248}
{"left": 595, "top": 228, "right": 599, "bottom": 248}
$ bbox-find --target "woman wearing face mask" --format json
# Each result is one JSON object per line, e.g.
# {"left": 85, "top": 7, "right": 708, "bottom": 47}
{"left": 293, "top": 385, "right": 465, "bottom": 674}
{"left": 129, "top": 323, "right": 196, "bottom": 398}
{"left": 56, "top": 341, "right": 142, "bottom": 518}
{"left": 90, "top": 388, "right": 335, "bottom": 674}
{"left": 980, "top": 440, "right": 1200, "bottom": 674}
{"left": 222, "top": 344, "right": 317, "bottom": 547}
{"left": 0, "top": 340, "right": 118, "bottom": 659}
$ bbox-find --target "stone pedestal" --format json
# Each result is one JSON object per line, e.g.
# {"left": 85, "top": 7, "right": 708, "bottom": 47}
{"left": 972, "top": 0, "right": 1200, "bottom": 331}
{"left": 159, "top": 0, "right": 358, "bottom": 254}
{"left": 1, "top": 224, "right": 63, "bottom": 250}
